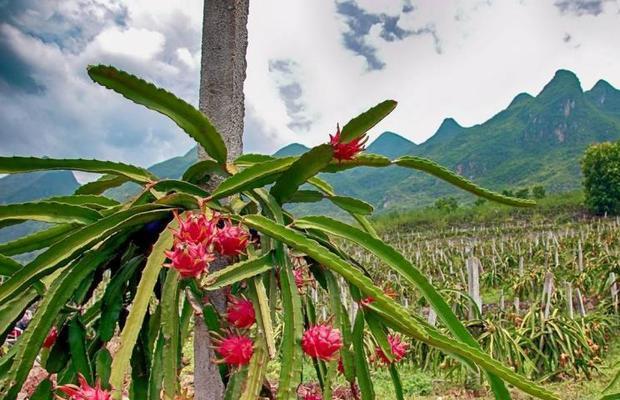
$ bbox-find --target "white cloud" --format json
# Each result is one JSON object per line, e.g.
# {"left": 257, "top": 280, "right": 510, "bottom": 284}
{"left": 355, "top": 0, "right": 405, "bottom": 15}
{"left": 94, "top": 26, "right": 165, "bottom": 60}
{"left": 176, "top": 47, "right": 198, "bottom": 69}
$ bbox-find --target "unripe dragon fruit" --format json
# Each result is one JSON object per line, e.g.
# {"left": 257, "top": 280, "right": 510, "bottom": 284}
{"left": 293, "top": 267, "right": 313, "bottom": 292}
{"left": 302, "top": 392, "right": 322, "bottom": 400}
{"left": 42, "top": 326, "right": 58, "bottom": 348}
{"left": 298, "top": 385, "right": 323, "bottom": 400}
{"left": 375, "top": 334, "right": 409, "bottom": 365}
{"left": 337, "top": 357, "right": 345, "bottom": 375}
{"left": 214, "top": 220, "right": 249, "bottom": 256}
{"left": 226, "top": 295, "right": 256, "bottom": 329}
{"left": 172, "top": 210, "right": 217, "bottom": 244}
{"left": 164, "top": 242, "right": 214, "bottom": 278}
{"left": 56, "top": 373, "right": 111, "bottom": 400}
{"left": 329, "top": 124, "right": 367, "bottom": 161}
{"left": 301, "top": 324, "right": 343, "bottom": 361}
{"left": 215, "top": 334, "right": 254, "bottom": 366}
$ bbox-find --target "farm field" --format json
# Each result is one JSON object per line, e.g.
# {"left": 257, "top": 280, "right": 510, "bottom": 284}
{"left": 310, "top": 215, "right": 620, "bottom": 399}
{"left": 170, "top": 212, "right": 620, "bottom": 399}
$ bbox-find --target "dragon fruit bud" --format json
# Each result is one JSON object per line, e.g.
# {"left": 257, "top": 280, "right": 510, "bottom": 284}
{"left": 214, "top": 220, "right": 249, "bottom": 256}
{"left": 375, "top": 334, "right": 409, "bottom": 365}
{"left": 57, "top": 373, "right": 112, "bottom": 400}
{"left": 226, "top": 295, "right": 256, "bottom": 329}
{"left": 359, "top": 296, "right": 374, "bottom": 308}
{"left": 172, "top": 211, "right": 217, "bottom": 244}
{"left": 302, "top": 324, "right": 343, "bottom": 361}
{"left": 215, "top": 334, "right": 254, "bottom": 366}
{"left": 43, "top": 326, "right": 58, "bottom": 349}
{"left": 329, "top": 124, "right": 367, "bottom": 161}
{"left": 164, "top": 242, "right": 214, "bottom": 279}
{"left": 361, "top": 285, "right": 396, "bottom": 308}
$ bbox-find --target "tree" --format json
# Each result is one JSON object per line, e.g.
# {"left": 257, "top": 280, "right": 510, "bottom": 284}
{"left": 514, "top": 188, "right": 529, "bottom": 199}
{"left": 434, "top": 196, "right": 458, "bottom": 212}
{"left": 532, "top": 185, "right": 546, "bottom": 199}
{"left": 195, "top": 1, "right": 250, "bottom": 399}
{"left": 581, "top": 141, "right": 620, "bottom": 215}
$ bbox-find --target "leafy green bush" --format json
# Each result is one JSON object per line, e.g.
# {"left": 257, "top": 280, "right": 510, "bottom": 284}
{"left": 434, "top": 196, "right": 459, "bottom": 212}
{"left": 515, "top": 188, "right": 530, "bottom": 199}
{"left": 0, "top": 65, "right": 559, "bottom": 400}
{"left": 532, "top": 185, "right": 546, "bottom": 199}
{"left": 581, "top": 141, "right": 620, "bottom": 215}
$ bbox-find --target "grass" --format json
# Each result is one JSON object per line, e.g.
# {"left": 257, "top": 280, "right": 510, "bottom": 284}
{"left": 409, "top": 338, "right": 620, "bottom": 399}
{"left": 372, "top": 191, "right": 585, "bottom": 232}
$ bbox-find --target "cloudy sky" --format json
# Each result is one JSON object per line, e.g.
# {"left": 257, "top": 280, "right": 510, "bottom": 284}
{"left": 1, "top": 0, "right": 619, "bottom": 172}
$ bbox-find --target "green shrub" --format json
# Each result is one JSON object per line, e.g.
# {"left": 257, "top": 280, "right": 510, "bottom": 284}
{"left": 515, "top": 188, "right": 530, "bottom": 199}
{"left": 532, "top": 185, "right": 546, "bottom": 199}
{"left": 581, "top": 141, "right": 620, "bottom": 215}
{"left": 434, "top": 196, "right": 459, "bottom": 212}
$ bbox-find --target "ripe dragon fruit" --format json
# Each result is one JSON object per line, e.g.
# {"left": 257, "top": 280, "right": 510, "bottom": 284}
{"left": 42, "top": 326, "right": 58, "bottom": 348}
{"left": 214, "top": 220, "right": 249, "bottom": 256}
{"left": 375, "top": 334, "right": 409, "bottom": 365}
{"left": 56, "top": 374, "right": 111, "bottom": 400}
{"left": 172, "top": 210, "right": 217, "bottom": 244}
{"left": 329, "top": 124, "right": 367, "bottom": 161}
{"left": 226, "top": 295, "right": 256, "bottom": 329}
{"left": 215, "top": 334, "right": 254, "bottom": 366}
{"left": 164, "top": 242, "right": 214, "bottom": 278}
{"left": 301, "top": 324, "right": 343, "bottom": 361}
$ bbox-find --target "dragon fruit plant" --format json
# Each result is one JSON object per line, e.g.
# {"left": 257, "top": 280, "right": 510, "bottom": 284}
{"left": 0, "top": 64, "right": 560, "bottom": 400}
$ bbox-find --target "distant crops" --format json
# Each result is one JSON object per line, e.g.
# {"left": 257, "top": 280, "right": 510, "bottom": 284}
{"left": 318, "top": 217, "right": 620, "bottom": 382}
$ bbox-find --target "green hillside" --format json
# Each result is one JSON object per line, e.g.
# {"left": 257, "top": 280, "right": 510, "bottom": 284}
{"left": 273, "top": 143, "right": 309, "bottom": 157}
{"left": 0, "top": 170, "right": 78, "bottom": 204}
{"left": 0, "top": 170, "right": 79, "bottom": 259}
{"left": 319, "top": 70, "right": 620, "bottom": 210}
{"left": 104, "top": 147, "right": 198, "bottom": 201}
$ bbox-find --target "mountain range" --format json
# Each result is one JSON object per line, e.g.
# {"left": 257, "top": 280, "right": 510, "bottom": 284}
{"left": 280, "top": 69, "right": 620, "bottom": 210}
{"left": 2, "top": 69, "right": 620, "bottom": 219}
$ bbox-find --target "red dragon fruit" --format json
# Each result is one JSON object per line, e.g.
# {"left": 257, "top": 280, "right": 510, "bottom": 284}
{"left": 375, "top": 334, "right": 409, "bottom": 365}
{"left": 56, "top": 373, "right": 111, "bottom": 400}
{"left": 301, "top": 324, "right": 343, "bottom": 361}
{"left": 226, "top": 295, "right": 256, "bottom": 329}
{"left": 172, "top": 210, "right": 217, "bottom": 244}
{"left": 164, "top": 242, "right": 214, "bottom": 278}
{"left": 214, "top": 220, "right": 249, "bottom": 256}
{"left": 215, "top": 334, "right": 254, "bottom": 366}
{"left": 329, "top": 124, "right": 367, "bottom": 161}
{"left": 42, "top": 326, "right": 58, "bottom": 348}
